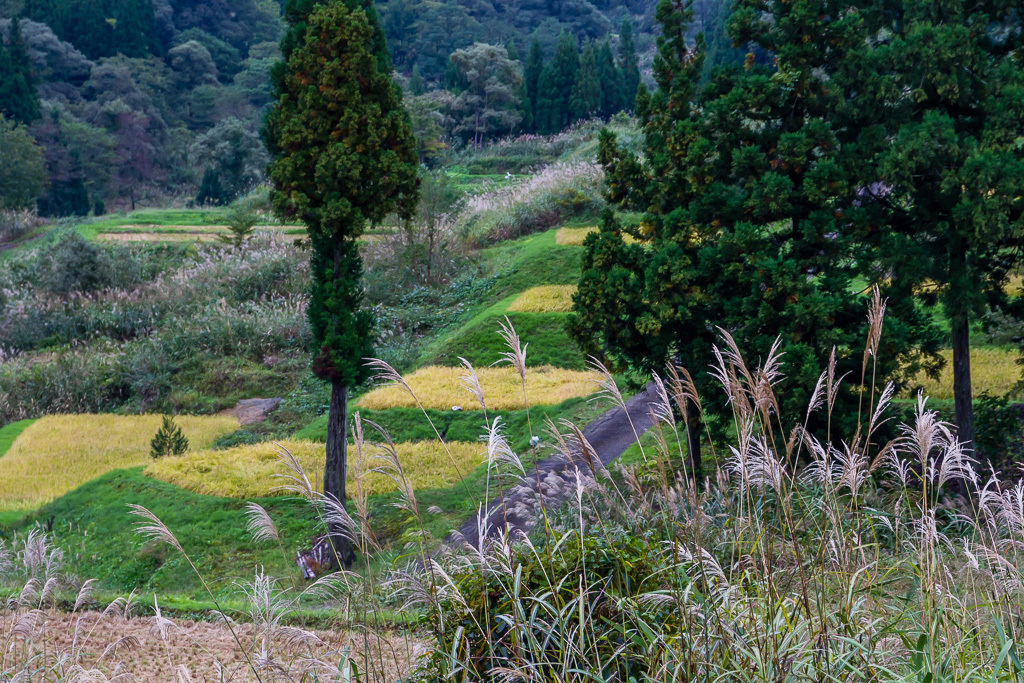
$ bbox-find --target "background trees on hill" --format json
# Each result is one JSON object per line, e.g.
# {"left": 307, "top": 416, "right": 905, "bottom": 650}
{"left": 0, "top": 114, "right": 47, "bottom": 211}
{"left": 449, "top": 42, "right": 522, "bottom": 147}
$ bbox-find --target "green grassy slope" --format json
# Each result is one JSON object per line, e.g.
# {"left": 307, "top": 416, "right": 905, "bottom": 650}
{"left": 0, "top": 419, "right": 35, "bottom": 458}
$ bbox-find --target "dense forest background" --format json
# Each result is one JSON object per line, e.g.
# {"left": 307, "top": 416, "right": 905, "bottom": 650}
{"left": 0, "top": 0, "right": 740, "bottom": 217}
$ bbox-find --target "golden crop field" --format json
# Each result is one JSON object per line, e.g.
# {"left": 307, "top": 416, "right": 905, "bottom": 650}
{"left": 145, "top": 439, "right": 485, "bottom": 498}
{"left": 555, "top": 227, "right": 638, "bottom": 246}
{"left": 355, "top": 365, "right": 598, "bottom": 410}
{"left": 913, "top": 348, "right": 1021, "bottom": 399}
{"left": 506, "top": 285, "right": 578, "bottom": 313}
{"left": 0, "top": 414, "right": 238, "bottom": 510}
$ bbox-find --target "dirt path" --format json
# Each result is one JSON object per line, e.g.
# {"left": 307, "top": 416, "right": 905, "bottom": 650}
{"left": 454, "top": 382, "right": 660, "bottom": 546}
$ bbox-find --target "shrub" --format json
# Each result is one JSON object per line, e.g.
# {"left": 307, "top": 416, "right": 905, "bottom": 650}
{"left": 150, "top": 415, "right": 190, "bottom": 458}
{"left": 34, "top": 231, "right": 117, "bottom": 296}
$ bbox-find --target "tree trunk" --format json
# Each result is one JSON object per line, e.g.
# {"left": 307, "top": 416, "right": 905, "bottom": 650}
{"left": 685, "top": 399, "right": 701, "bottom": 485}
{"left": 324, "top": 379, "right": 354, "bottom": 567}
{"left": 950, "top": 311, "right": 973, "bottom": 496}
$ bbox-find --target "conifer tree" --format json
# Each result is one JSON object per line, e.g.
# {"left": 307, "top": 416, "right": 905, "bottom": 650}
{"left": 535, "top": 31, "right": 578, "bottom": 134}
{"left": 618, "top": 15, "right": 640, "bottom": 111}
{"left": 522, "top": 38, "right": 544, "bottom": 133}
{"left": 595, "top": 37, "right": 623, "bottom": 118}
{"left": 571, "top": 0, "right": 944, "bottom": 477}
{"left": 829, "top": 0, "right": 1024, "bottom": 472}
{"left": 571, "top": 39, "right": 601, "bottom": 120}
{"left": 0, "top": 17, "right": 39, "bottom": 124}
{"left": 265, "top": 0, "right": 419, "bottom": 563}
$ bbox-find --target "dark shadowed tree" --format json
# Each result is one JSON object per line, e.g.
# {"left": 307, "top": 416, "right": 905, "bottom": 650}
{"left": 617, "top": 15, "right": 640, "bottom": 110}
{"left": 265, "top": 0, "right": 419, "bottom": 564}
{"left": 570, "top": 39, "right": 600, "bottom": 120}
{"left": 114, "top": 112, "right": 161, "bottom": 211}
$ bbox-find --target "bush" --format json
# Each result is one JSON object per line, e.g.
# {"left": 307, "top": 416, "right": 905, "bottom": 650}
{"left": 0, "top": 209, "right": 42, "bottom": 246}
{"left": 150, "top": 415, "right": 190, "bottom": 458}
{"left": 34, "top": 231, "right": 117, "bottom": 296}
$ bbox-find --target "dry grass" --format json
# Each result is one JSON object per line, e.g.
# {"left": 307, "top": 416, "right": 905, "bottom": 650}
{"left": 506, "top": 285, "right": 578, "bottom": 313}
{"left": 356, "top": 365, "right": 597, "bottom": 410}
{"left": 912, "top": 347, "right": 1020, "bottom": 399}
{"left": 0, "top": 414, "right": 238, "bottom": 510}
{"left": 145, "top": 439, "right": 486, "bottom": 498}
{"left": 0, "top": 610, "right": 417, "bottom": 682}
{"left": 555, "top": 226, "right": 638, "bottom": 246}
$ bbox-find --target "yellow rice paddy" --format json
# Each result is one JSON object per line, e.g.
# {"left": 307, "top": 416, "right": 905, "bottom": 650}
{"left": 355, "top": 365, "right": 597, "bottom": 411}
{"left": 0, "top": 414, "right": 238, "bottom": 510}
{"left": 555, "top": 227, "right": 638, "bottom": 246}
{"left": 506, "top": 285, "right": 578, "bottom": 313}
{"left": 912, "top": 348, "right": 1021, "bottom": 400}
{"left": 145, "top": 439, "right": 485, "bottom": 498}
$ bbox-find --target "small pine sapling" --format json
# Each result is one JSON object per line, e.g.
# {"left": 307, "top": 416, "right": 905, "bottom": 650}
{"left": 150, "top": 415, "right": 189, "bottom": 458}
{"left": 218, "top": 206, "right": 258, "bottom": 248}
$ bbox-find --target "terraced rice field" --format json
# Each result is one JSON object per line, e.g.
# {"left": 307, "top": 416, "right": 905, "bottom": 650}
{"left": 506, "top": 285, "right": 577, "bottom": 313}
{"left": 145, "top": 438, "right": 485, "bottom": 497}
{"left": 356, "top": 365, "right": 597, "bottom": 411}
{"left": 0, "top": 414, "right": 238, "bottom": 510}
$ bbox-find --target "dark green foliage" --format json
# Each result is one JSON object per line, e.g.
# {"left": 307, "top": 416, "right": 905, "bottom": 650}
{"left": 150, "top": 415, "right": 190, "bottom": 458}
{"left": 195, "top": 167, "right": 227, "bottom": 206}
{"left": 972, "top": 393, "right": 1024, "bottom": 474}
{"left": 535, "top": 32, "right": 578, "bottom": 134}
{"left": 617, "top": 15, "right": 640, "bottom": 110}
{"left": 266, "top": 0, "right": 419, "bottom": 386}
{"left": 700, "top": 0, "right": 742, "bottom": 81}
{"left": 24, "top": 0, "right": 162, "bottom": 59}
{"left": 0, "top": 17, "right": 39, "bottom": 123}
{"left": 571, "top": 39, "right": 601, "bottom": 120}
{"left": 522, "top": 38, "right": 543, "bottom": 133}
{"left": 0, "top": 115, "right": 47, "bottom": 211}
{"left": 595, "top": 37, "right": 623, "bottom": 118}
{"left": 35, "top": 230, "right": 115, "bottom": 296}
{"left": 572, "top": 0, "right": 945, "bottom": 441}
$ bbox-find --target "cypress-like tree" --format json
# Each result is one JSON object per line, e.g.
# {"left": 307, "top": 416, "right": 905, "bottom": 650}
{"left": 571, "top": 39, "right": 601, "bottom": 120}
{"left": 828, "top": 0, "right": 1024, "bottom": 473}
{"left": 571, "top": 0, "right": 943, "bottom": 476}
{"left": 265, "top": 0, "right": 419, "bottom": 563}
{"left": 522, "top": 38, "right": 544, "bottom": 133}
{"left": 595, "top": 37, "right": 623, "bottom": 118}
{"left": 0, "top": 17, "right": 40, "bottom": 124}
{"left": 534, "top": 31, "right": 578, "bottom": 134}
{"left": 618, "top": 15, "right": 640, "bottom": 111}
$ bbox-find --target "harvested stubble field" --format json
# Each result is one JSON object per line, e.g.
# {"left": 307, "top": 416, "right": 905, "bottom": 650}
{"left": 355, "top": 365, "right": 598, "bottom": 410}
{"left": 145, "top": 439, "right": 485, "bottom": 498}
{"left": 506, "top": 285, "right": 577, "bottom": 313}
{"left": 0, "top": 610, "right": 417, "bottom": 681}
{"left": 0, "top": 414, "right": 238, "bottom": 510}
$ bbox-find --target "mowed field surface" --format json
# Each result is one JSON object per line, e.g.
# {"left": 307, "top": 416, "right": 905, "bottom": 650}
{"left": 146, "top": 439, "right": 485, "bottom": 498}
{"left": 0, "top": 414, "right": 237, "bottom": 510}
{"left": 0, "top": 610, "right": 418, "bottom": 682}
{"left": 913, "top": 347, "right": 1021, "bottom": 399}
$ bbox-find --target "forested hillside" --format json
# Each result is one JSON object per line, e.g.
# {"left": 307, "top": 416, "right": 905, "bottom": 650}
{"left": 0, "top": 0, "right": 741, "bottom": 220}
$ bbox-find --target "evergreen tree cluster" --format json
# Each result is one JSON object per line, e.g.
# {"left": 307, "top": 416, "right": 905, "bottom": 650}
{"left": 520, "top": 19, "right": 640, "bottom": 135}
{"left": 0, "top": 17, "right": 38, "bottom": 124}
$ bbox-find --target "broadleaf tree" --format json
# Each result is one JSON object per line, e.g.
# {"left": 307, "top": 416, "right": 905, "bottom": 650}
{"left": 264, "top": 0, "right": 419, "bottom": 563}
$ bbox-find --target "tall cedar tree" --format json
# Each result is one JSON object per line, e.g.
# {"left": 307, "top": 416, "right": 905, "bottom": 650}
{"left": 571, "top": 39, "right": 601, "bottom": 120}
{"left": 618, "top": 15, "right": 640, "bottom": 111}
{"left": 595, "top": 37, "right": 623, "bottom": 118}
{"left": 0, "top": 17, "right": 39, "bottom": 124}
{"left": 264, "top": 0, "right": 419, "bottom": 563}
{"left": 817, "top": 0, "right": 1024, "bottom": 471}
{"left": 535, "top": 31, "right": 578, "bottom": 134}
{"left": 570, "top": 0, "right": 943, "bottom": 477}
{"left": 522, "top": 38, "right": 544, "bottom": 133}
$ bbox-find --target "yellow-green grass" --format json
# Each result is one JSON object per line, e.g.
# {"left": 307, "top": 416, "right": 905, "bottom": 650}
{"left": 506, "top": 285, "right": 578, "bottom": 313}
{"left": 0, "top": 414, "right": 238, "bottom": 510}
{"left": 145, "top": 439, "right": 485, "bottom": 498}
{"left": 912, "top": 348, "right": 1021, "bottom": 399}
{"left": 356, "top": 365, "right": 598, "bottom": 411}
{"left": 555, "top": 227, "right": 638, "bottom": 246}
